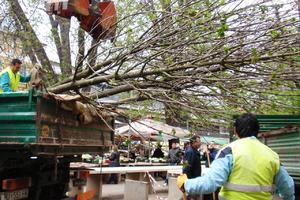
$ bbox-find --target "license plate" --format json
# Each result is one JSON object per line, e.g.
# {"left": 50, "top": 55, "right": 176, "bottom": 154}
{"left": 1, "top": 188, "right": 28, "bottom": 200}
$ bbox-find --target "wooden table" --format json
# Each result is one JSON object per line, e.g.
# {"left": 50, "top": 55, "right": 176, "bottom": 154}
{"left": 122, "top": 162, "right": 168, "bottom": 166}
{"left": 73, "top": 165, "right": 182, "bottom": 200}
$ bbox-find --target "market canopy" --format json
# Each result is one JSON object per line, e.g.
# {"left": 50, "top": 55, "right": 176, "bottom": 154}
{"left": 200, "top": 136, "right": 229, "bottom": 146}
{"left": 115, "top": 118, "right": 190, "bottom": 141}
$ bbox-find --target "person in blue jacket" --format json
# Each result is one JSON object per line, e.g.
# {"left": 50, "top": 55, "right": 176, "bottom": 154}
{"left": 177, "top": 113, "right": 295, "bottom": 200}
{"left": 107, "top": 145, "right": 120, "bottom": 184}
{"left": 183, "top": 135, "right": 201, "bottom": 179}
{"left": 182, "top": 135, "right": 202, "bottom": 200}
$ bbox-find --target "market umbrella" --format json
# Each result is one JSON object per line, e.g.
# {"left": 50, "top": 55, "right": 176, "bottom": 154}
{"left": 115, "top": 118, "right": 190, "bottom": 141}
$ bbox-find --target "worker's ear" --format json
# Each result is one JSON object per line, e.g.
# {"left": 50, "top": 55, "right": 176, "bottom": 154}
{"left": 233, "top": 127, "right": 240, "bottom": 138}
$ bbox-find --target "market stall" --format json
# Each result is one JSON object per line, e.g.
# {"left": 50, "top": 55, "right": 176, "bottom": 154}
{"left": 115, "top": 118, "right": 190, "bottom": 165}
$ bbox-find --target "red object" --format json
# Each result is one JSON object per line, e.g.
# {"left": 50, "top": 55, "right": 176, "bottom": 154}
{"left": 79, "top": 1, "right": 117, "bottom": 39}
{"left": 105, "top": 159, "right": 112, "bottom": 164}
{"left": 46, "top": 0, "right": 117, "bottom": 40}
{"left": 79, "top": 171, "right": 89, "bottom": 179}
{"left": 77, "top": 190, "right": 94, "bottom": 200}
{"left": 2, "top": 177, "right": 31, "bottom": 191}
{"left": 99, "top": 1, "right": 117, "bottom": 39}
{"left": 46, "top": 0, "right": 89, "bottom": 18}
{"left": 69, "top": 0, "right": 90, "bottom": 16}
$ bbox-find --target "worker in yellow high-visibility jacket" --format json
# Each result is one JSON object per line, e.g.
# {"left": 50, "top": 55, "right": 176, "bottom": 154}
{"left": 0, "top": 59, "right": 31, "bottom": 93}
{"left": 177, "top": 113, "right": 295, "bottom": 200}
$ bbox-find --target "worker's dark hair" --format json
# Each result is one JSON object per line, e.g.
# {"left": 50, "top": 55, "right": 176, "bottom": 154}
{"left": 11, "top": 59, "right": 22, "bottom": 66}
{"left": 190, "top": 135, "right": 200, "bottom": 144}
{"left": 234, "top": 113, "right": 259, "bottom": 138}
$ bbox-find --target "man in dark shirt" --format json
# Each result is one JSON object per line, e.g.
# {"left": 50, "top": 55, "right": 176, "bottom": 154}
{"left": 183, "top": 135, "right": 202, "bottom": 200}
{"left": 152, "top": 144, "right": 165, "bottom": 179}
{"left": 183, "top": 135, "right": 201, "bottom": 178}
{"left": 107, "top": 145, "right": 120, "bottom": 184}
{"left": 152, "top": 144, "right": 164, "bottom": 158}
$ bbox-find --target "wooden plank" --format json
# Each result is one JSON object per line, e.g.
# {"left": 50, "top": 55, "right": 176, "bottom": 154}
{"left": 89, "top": 166, "right": 183, "bottom": 174}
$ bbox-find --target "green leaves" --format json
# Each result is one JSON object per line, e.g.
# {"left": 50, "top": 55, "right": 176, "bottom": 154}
{"left": 188, "top": 10, "right": 198, "bottom": 17}
{"left": 217, "top": 17, "right": 228, "bottom": 38}
{"left": 172, "top": 128, "right": 176, "bottom": 136}
{"left": 251, "top": 48, "right": 260, "bottom": 64}
{"left": 223, "top": 46, "right": 230, "bottom": 55}
{"left": 270, "top": 30, "right": 280, "bottom": 39}
{"left": 166, "top": 56, "right": 173, "bottom": 65}
{"left": 158, "top": 131, "right": 163, "bottom": 142}
{"left": 148, "top": 13, "right": 157, "bottom": 21}
{"left": 269, "top": 71, "right": 277, "bottom": 81}
{"left": 259, "top": 6, "right": 268, "bottom": 14}
{"left": 205, "top": 0, "right": 211, "bottom": 7}
{"left": 125, "top": 138, "right": 131, "bottom": 146}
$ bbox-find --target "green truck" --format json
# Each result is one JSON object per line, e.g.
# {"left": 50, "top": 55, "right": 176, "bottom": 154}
{"left": 257, "top": 115, "right": 300, "bottom": 198}
{"left": 0, "top": 90, "right": 114, "bottom": 200}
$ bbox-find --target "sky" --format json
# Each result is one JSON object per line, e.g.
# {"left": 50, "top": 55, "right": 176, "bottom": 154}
{"left": 21, "top": 0, "right": 94, "bottom": 65}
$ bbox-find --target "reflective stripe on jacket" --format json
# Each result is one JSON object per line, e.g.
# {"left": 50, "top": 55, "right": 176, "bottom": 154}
{"left": 219, "top": 137, "right": 280, "bottom": 200}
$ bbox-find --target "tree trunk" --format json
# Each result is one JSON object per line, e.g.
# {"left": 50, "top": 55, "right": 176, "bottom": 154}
{"left": 57, "top": 17, "right": 72, "bottom": 76}
{"left": 159, "top": 0, "right": 182, "bottom": 126}
{"left": 49, "top": 15, "right": 73, "bottom": 77}
{"left": 12, "top": 15, "right": 38, "bottom": 65}
{"left": 87, "top": 38, "right": 99, "bottom": 70}
{"left": 81, "top": 38, "right": 99, "bottom": 93}
{"left": 75, "top": 28, "right": 85, "bottom": 71}
{"left": 7, "top": 0, "right": 57, "bottom": 82}
{"left": 296, "top": 0, "right": 300, "bottom": 89}
{"left": 49, "top": 16, "right": 62, "bottom": 62}
{"left": 298, "top": 0, "right": 300, "bottom": 35}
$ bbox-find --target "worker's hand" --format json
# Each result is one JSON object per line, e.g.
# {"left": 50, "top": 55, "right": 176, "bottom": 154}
{"left": 32, "top": 80, "right": 43, "bottom": 87}
{"left": 177, "top": 174, "right": 188, "bottom": 192}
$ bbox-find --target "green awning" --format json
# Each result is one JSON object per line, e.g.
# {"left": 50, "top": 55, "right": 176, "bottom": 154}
{"left": 200, "top": 136, "right": 229, "bottom": 145}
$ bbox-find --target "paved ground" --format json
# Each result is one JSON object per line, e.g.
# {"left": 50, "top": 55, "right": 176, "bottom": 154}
{"left": 101, "top": 180, "right": 169, "bottom": 200}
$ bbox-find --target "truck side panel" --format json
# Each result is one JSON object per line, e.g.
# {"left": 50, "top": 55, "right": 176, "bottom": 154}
{"left": 37, "top": 97, "right": 113, "bottom": 147}
{"left": 0, "top": 92, "right": 37, "bottom": 143}
{"left": 0, "top": 91, "right": 114, "bottom": 155}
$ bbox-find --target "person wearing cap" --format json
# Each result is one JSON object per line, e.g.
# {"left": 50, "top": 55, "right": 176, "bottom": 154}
{"left": 177, "top": 113, "right": 294, "bottom": 200}
{"left": 0, "top": 59, "right": 31, "bottom": 93}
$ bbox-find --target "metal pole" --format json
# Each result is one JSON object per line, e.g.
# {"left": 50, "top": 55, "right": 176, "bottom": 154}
{"left": 128, "top": 118, "right": 131, "bottom": 159}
